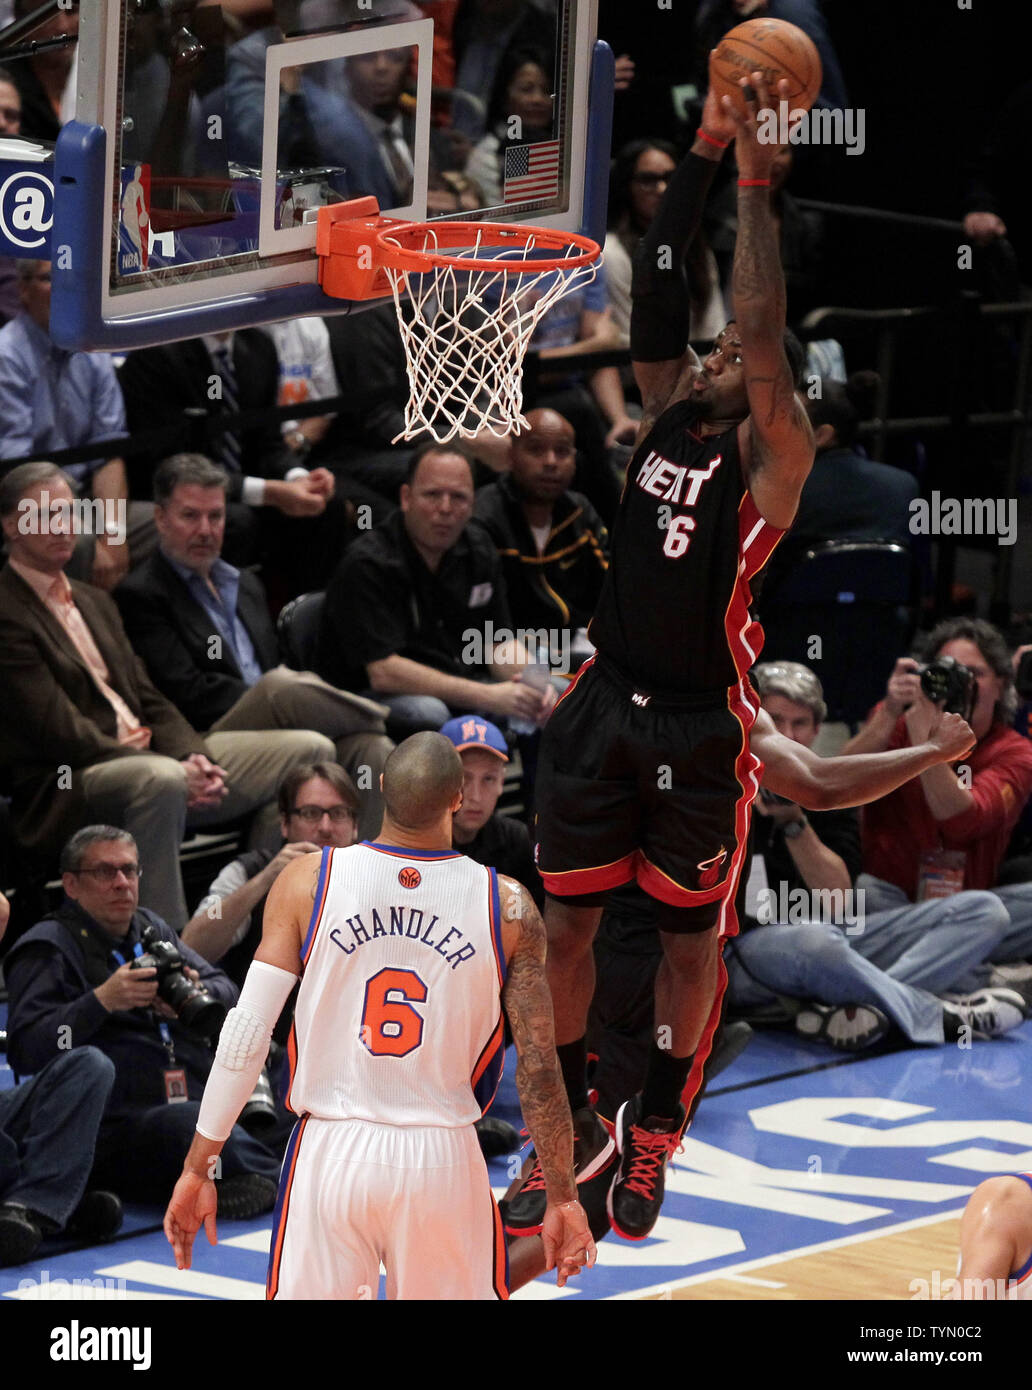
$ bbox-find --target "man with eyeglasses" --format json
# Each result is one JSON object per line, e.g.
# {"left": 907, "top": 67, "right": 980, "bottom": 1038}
{"left": 182, "top": 762, "right": 361, "bottom": 996}
{"left": 5, "top": 826, "right": 282, "bottom": 1220}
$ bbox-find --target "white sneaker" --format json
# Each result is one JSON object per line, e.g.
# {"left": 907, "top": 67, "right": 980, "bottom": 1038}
{"left": 942, "top": 988, "right": 1028, "bottom": 1039}
{"left": 795, "top": 1003, "right": 891, "bottom": 1052}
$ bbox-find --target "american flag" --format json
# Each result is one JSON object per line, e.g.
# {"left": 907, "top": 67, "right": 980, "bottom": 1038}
{"left": 503, "top": 139, "right": 561, "bottom": 204}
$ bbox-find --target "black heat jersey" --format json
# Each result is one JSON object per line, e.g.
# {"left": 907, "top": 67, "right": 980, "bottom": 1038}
{"left": 588, "top": 399, "right": 784, "bottom": 695}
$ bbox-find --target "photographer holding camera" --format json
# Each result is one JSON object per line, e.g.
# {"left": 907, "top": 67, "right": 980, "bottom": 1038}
{"left": 5, "top": 826, "right": 282, "bottom": 1217}
{"left": 844, "top": 619, "right": 1032, "bottom": 992}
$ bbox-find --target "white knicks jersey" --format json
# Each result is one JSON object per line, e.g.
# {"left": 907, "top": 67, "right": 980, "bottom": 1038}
{"left": 286, "top": 842, "right": 507, "bottom": 1128}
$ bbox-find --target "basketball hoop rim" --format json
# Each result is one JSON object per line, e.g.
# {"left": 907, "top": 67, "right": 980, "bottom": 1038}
{"left": 372, "top": 219, "right": 601, "bottom": 276}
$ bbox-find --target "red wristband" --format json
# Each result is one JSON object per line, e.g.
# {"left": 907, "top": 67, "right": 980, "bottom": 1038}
{"left": 697, "top": 128, "right": 729, "bottom": 150}
{"left": 738, "top": 178, "right": 771, "bottom": 187}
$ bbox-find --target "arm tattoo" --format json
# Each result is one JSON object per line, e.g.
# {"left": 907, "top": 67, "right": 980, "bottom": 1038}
{"left": 732, "top": 188, "right": 786, "bottom": 327}
{"left": 500, "top": 882, "right": 576, "bottom": 1205}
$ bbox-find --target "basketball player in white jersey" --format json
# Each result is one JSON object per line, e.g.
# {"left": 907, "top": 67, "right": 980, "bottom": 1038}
{"left": 956, "top": 1174, "right": 1032, "bottom": 1298}
{"left": 164, "top": 733, "right": 595, "bottom": 1299}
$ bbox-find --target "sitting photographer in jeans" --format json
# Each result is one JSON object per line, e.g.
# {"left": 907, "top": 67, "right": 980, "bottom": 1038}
{"left": 844, "top": 619, "right": 1032, "bottom": 997}
{"left": 5, "top": 826, "right": 282, "bottom": 1217}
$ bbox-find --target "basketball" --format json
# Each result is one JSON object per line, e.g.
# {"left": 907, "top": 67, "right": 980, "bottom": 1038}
{"left": 709, "top": 18, "right": 823, "bottom": 117}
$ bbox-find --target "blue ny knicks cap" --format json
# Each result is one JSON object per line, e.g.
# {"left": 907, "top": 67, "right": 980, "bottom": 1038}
{"left": 439, "top": 715, "right": 509, "bottom": 762}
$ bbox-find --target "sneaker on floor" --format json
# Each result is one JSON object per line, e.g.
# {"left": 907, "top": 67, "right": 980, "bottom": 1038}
{"left": 67, "top": 1190, "right": 123, "bottom": 1241}
{"left": 217, "top": 1174, "right": 278, "bottom": 1221}
{"left": 608, "top": 1095, "right": 684, "bottom": 1242}
{"left": 942, "top": 988, "right": 1028, "bottom": 1038}
{"left": 500, "top": 1105, "right": 616, "bottom": 1237}
{"left": 795, "top": 1002, "right": 891, "bottom": 1052}
{"left": 0, "top": 1204, "right": 42, "bottom": 1267}
{"left": 474, "top": 1116, "right": 521, "bottom": 1158}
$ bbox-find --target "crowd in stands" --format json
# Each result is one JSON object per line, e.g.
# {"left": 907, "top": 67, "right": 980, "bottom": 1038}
{"left": 1, "top": 0, "right": 1031, "bottom": 1267}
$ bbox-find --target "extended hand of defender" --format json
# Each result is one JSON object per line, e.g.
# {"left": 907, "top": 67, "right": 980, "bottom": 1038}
{"left": 164, "top": 1171, "right": 218, "bottom": 1270}
{"left": 542, "top": 1199, "right": 597, "bottom": 1288}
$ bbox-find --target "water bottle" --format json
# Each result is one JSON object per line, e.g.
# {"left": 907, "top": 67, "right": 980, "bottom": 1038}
{"left": 509, "top": 660, "right": 551, "bottom": 736}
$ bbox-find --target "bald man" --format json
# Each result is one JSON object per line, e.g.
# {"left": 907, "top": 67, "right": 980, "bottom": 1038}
{"left": 166, "top": 732, "right": 594, "bottom": 1300}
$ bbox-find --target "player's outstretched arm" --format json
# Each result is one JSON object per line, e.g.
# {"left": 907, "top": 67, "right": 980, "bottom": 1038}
{"left": 725, "top": 74, "right": 814, "bottom": 530}
{"left": 754, "top": 707, "right": 976, "bottom": 811}
{"left": 499, "top": 876, "right": 596, "bottom": 1287}
{"left": 164, "top": 854, "right": 314, "bottom": 1269}
{"left": 629, "top": 87, "right": 736, "bottom": 432}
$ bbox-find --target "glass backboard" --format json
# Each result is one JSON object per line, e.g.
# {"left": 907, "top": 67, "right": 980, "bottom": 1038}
{"left": 50, "top": 0, "right": 612, "bottom": 350}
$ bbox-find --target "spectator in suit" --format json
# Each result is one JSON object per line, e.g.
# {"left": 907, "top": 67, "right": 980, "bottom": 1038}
{"left": 114, "top": 454, "right": 392, "bottom": 838}
{"left": 118, "top": 328, "right": 351, "bottom": 596}
{"left": 0, "top": 462, "right": 335, "bottom": 929}
{"left": 0, "top": 259, "right": 144, "bottom": 588}
{"left": 4, "top": 826, "right": 281, "bottom": 1215}
{"left": 474, "top": 408, "right": 608, "bottom": 672}
{"left": 317, "top": 443, "right": 555, "bottom": 736}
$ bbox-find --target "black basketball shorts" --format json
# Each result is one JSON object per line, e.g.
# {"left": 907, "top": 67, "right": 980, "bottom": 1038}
{"left": 534, "top": 655, "right": 761, "bottom": 910}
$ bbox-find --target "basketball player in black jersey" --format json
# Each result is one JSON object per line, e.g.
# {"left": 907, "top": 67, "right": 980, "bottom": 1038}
{"left": 503, "top": 73, "right": 816, "bottom": 1243}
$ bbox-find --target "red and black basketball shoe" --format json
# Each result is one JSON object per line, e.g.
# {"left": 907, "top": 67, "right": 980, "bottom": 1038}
{"left": 501, "top": 1106, "right": 616, "bottom": 1237}
{"left": 607, "top": 1095, "right": 685, "bottom": 1241}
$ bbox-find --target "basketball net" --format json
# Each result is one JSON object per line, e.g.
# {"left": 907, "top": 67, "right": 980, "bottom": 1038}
{"left": 379, "top": 224, "right": 601, "bottom": 443}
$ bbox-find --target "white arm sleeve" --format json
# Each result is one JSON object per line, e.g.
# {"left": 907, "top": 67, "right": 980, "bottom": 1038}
{"left": 195, "top": 960, "right": 298, "bottom": 1143}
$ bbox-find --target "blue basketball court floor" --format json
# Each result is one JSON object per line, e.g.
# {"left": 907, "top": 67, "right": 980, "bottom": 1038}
{"left": 2, "top": 1019, "right": 1029, "bottom": 1303}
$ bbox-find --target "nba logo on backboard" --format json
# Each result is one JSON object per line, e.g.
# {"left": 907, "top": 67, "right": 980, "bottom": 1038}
{"left": 398, "top": 867, "right": 421, "bottom": 889}
{"left": 118, "top": 164, "right": 151, "bottom": 275}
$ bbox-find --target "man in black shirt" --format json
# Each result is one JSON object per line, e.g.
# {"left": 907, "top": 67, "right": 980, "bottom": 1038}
{"left": 440, "top": 715, "right": 543, "bottom": 909}
{"left": 317, "top": 443, "right": 555, "bottom": 738}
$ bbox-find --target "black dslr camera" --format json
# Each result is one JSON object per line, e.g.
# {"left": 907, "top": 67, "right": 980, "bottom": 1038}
{"left": 129, "top": 925, "right": 226, "bottom": 1037}
{"left": 915, "top": 656, "right": 976, "bottom": 722}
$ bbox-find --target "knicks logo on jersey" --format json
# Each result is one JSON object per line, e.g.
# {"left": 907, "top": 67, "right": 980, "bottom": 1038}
{"left": 696, "top": 848, "right": 728, "bottom": 890}
{"left": 398, "top": 866, "right": 422, "bottom": 889}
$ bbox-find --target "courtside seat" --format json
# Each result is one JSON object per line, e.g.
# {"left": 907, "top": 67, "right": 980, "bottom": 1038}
{"left": 277, "top": 591, "right": 326, "bottom": 671}
{"left": 758, "top": 540, "right": 916, "bottom": 727}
